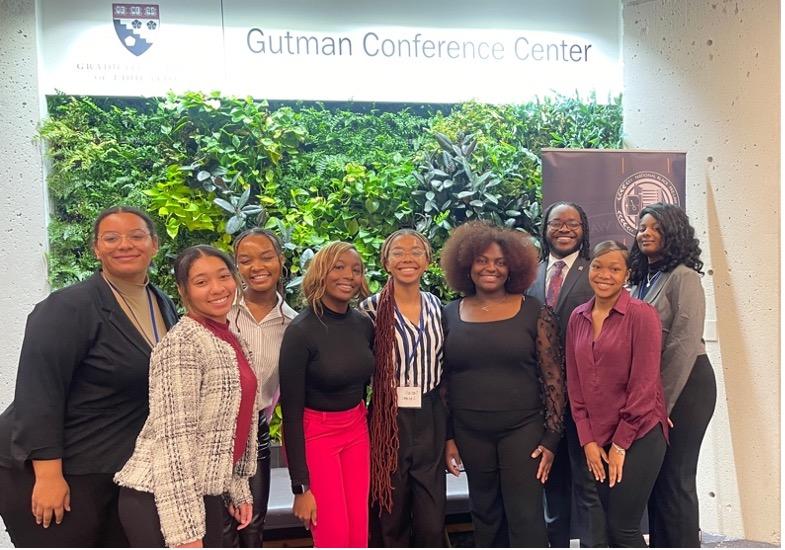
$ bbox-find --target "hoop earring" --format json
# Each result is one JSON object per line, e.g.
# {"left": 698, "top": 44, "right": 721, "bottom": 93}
{"left": 281, "top": 264, "right": 290, "bottom": 280}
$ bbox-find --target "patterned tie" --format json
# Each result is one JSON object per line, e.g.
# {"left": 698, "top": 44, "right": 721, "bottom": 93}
{"left": 546, "top": 260, "right": 566, "bottom": 308}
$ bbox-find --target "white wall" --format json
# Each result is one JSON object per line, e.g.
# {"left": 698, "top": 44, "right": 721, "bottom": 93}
{"left": 622, "top": 0, "right": 780, "bottom": 544}
{"left": 0, "top": 0, "right": 49, "bottom": 545}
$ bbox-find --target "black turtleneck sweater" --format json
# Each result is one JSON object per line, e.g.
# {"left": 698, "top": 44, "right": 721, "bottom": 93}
{"left": 279, "top": 305, "right": 374, "bottom": 486}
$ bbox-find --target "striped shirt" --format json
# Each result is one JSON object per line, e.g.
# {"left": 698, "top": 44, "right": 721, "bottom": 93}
{"left": 359, "top": 291, "right": 444, "bottom": 394}
{"left": 229, "top": 293, "right": 298, "bottom": 411}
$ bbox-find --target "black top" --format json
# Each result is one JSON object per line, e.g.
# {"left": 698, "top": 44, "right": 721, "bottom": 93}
{"left": 442, "top": 296, "right": 565, "bottom": 451}
{"left": 0, "top": 272, "right": 178, "bottom": 474}
{"left": 279, "top": 305, "right": 375, "bottom": 486}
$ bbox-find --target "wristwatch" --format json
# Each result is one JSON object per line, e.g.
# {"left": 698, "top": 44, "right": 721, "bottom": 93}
{"left": 291, "top": 483, "right": 310, "bottom": 495}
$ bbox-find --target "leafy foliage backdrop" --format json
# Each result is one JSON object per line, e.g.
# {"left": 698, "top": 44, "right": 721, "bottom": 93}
{"left": 41, "top": 92, "right": 622, "bottom": 304}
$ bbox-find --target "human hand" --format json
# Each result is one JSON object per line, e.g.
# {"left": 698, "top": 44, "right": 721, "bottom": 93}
{"left": 445, "top": 439, "right": 463, "bottom": 477}
{"left": 293, "top": 491, "right": 317, "bottom": 530}
{"left": 608, "top": 443, "right": 626, "bottom": 488}
{"left": 227, "top": 501, "right": 253, "bottom": 530}
{"left": 531, "top": 445, "right": 555, "bottom": 484}
{"left": 31, "top": 461, "right": 71, "bottom": 528}
{"left": 583, "top": 441, "right": 608, "bottom": 482}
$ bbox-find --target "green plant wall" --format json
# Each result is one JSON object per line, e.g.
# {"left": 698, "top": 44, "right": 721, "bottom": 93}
{"left": 41, "top": 92, "right": 622, "bottom": 303}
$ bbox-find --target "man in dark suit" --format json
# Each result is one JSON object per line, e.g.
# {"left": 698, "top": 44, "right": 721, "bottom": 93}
{"left": 527, "top": 201, "right": 605, "bottom": 547}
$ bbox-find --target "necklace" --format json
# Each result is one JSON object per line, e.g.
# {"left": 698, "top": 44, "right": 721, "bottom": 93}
{"left": 475, "top": 296, "right": 511, "bottom": 312}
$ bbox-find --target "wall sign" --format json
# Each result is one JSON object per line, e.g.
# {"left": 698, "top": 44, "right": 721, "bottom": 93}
{"left": 39, "top": 0, "right": 621, "bottom": 103}
{"left": 542, "top": 149, "right": 687, "bottom": 248}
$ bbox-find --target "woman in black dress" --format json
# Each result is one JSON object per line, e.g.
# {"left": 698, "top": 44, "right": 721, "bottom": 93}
{"left": 441, "top": 221, "right": 565, "bottom": 548}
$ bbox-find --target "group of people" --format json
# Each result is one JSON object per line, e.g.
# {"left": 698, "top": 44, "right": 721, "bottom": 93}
{"left": 0, "top": 200, "right": 716, "bottom": 548}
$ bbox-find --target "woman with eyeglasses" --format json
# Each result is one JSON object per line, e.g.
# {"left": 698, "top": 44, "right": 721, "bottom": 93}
{"left": 629, "top": 203, "right": 717, "bottom": 548}
{"left": 358, "top": 229, "right": 446, "bottom": 547}
{"left": 222, "top": 228, "right": 298, "bottom": 547}
{"left": 0, "top": 206, "right": 178, "bottom": 547}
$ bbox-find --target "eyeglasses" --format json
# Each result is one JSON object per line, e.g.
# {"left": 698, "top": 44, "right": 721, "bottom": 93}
{"left": 389, "top": 249, "right": 427, "bottom": 259}
{"left": 546, "top": 220, "right": 582, "bottom": 230}
{"left": 98, "top": 230, "right": 151, "bottom": 246}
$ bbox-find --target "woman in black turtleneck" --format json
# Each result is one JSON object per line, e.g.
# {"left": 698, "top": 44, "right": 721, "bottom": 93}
{"left": 0, "top": 206, "right": 178, "bottom": 547}
{"left": 629, "top": 203, "right": 716, "bottom": 548}
{"left": 279, "top": 241, "right": 374, "bottom": 548}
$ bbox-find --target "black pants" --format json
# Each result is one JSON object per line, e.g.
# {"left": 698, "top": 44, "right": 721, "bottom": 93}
{"left": 223, "top": 414, "right": 272, "bottom": 547}
{"left": 595, "top": 426, "right": 666, "bottom": 548}
{"left": 648, "top": 355, "right": 717, "bottom": 548}
{"left": 0, "top": 463, "right": 128, "bottom": 547}
{"left": 453, "top": 408, "right": 547, "bottom": 548}
{"left": 118, "top": 487, "right": 224, "bottom": 547}
{"left": 370, "top": 390, "right": 447, "bottom": 547}
{"left": 545, "top": 410, "right": 609, "bottom": 547}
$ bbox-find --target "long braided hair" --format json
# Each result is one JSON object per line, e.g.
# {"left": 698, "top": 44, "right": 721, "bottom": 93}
{"left": 370, "top": 229, "right": 433, "bottom": 513}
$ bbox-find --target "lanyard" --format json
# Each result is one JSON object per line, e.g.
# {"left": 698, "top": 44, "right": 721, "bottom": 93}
{"left": 146, "top": 288, "right": 160, "bottom": 343}
{"left": 395, "top": 298, "right": 425, "bottom": 386}
{"left": 105, "top": 276, "right": 160, "bottom": 347}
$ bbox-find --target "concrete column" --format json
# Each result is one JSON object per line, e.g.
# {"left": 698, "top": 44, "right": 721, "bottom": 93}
{"left": 622, "top": 0, "right": 779, "bottom": 544}
{"left": 0, "top": 0, "right": 48, "bottom": 545}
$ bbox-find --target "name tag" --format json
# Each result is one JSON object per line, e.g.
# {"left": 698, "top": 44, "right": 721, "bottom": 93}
{"left": 397, "top": 386, "right": 422, "bottom": 408}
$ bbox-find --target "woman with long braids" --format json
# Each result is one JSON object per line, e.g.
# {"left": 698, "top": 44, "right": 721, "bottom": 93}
{"left": 440, "top": 221, "right": 565, "bottom": 548}
{"left": 629, "top": 203, "right": 717, "bottom": 548}
{"left": 359, "top": 229, "right": 446, "bottom": 547}
{"left": 279, "top": 241, "right": 374, "bottom": 547}
{"left": 223, "top": 229, "right": 297, "bottom": 547}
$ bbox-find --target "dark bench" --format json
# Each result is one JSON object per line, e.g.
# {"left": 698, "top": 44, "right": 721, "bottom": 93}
{"left": 266, "top": 467, "right": 471, "bottom": 530}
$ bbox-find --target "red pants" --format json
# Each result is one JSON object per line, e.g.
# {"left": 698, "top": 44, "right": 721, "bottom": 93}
{"left": 304, "top": 402, "right": 370, "bottom": 548}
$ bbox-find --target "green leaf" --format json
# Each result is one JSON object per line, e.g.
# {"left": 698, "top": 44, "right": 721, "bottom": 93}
{"left": 226, "top": 215, "right": 244, "bottom": 234}
{"left": 214, "top": 198, "right": 236, "bottom": 214}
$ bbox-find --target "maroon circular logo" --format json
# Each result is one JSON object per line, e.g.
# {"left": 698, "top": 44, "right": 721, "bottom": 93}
{"left": 614, "top": 171, "right": 680, "bottom": 236}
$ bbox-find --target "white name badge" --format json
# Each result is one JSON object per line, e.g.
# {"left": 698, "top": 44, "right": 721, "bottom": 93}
{"left": 397, "top": 386, "right": 422, "bottom": 408}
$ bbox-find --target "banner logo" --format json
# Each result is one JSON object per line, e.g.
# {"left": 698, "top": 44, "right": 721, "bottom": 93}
{"left": 112, "top": 3, "right": 159, "bottom": 56}
{"left": 614, "top": 171, "right": 680, "bottom": 236}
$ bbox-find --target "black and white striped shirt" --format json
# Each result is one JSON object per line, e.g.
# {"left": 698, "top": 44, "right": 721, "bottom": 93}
{"left": 359, "top": 291, "right": 444, "bottom": 394}
{"left": 229, "top": 293, "right": 298, "bottom": 411}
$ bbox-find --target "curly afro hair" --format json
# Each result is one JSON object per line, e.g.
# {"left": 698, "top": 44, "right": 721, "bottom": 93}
{"left": 629, "top": 203, "right": 704, "bottom": 285}
{"left": 440, "top": 221, "right": 539, "bottom": 295}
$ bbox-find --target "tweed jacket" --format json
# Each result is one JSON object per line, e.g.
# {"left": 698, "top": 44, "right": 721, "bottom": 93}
{"left": 631, "top": 263, "right": 707, "bottom": 414}
{"left": 115, "top": 316, "right": 258, "bottom": 547}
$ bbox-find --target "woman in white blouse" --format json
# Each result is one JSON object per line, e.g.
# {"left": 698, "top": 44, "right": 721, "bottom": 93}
{"left": 224, "top": 228, "right": 297, "bottom": 547}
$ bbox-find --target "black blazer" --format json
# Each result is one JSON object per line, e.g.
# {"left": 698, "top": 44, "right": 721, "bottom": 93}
{"left": 0, "top": 272, "right": 178, "bottom": 475}
{"left": 526, "top": 256, "right": 594, "bottom": 345}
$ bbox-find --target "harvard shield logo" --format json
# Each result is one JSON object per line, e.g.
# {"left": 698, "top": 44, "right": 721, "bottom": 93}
{"left": 112, "top": 3, "right": 159, "bottom": 56}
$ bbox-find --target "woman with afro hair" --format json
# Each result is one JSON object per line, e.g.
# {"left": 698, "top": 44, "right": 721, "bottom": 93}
{"left": 440, "top": 221, "right": 565, "bottom": 547}
{"left": 629, "top": 203, "right": 717, "bottom": 548}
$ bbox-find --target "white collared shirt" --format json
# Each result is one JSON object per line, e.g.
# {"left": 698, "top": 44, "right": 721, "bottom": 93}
{"left": 546, "top": 250, "right": 580, "bottom": 291}
{"left": 229, "top": 293, "right": 297, "bottom": 411}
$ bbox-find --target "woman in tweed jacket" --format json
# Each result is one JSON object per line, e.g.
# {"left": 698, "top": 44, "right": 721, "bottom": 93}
{"left": 115, "top": 245, "right": 259, "bottom": 547}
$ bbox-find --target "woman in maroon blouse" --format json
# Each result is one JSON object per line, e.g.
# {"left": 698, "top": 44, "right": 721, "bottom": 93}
{"left": 566, "top": 240, "right": 668, "bottom": 548}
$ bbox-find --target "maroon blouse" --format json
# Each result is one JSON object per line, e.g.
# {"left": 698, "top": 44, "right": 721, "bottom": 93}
{"left": 565, "top": 289, "right": 669, "bottom": 450}
{"left": 192, "top": 314, "right": 257, "bottom": 463}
